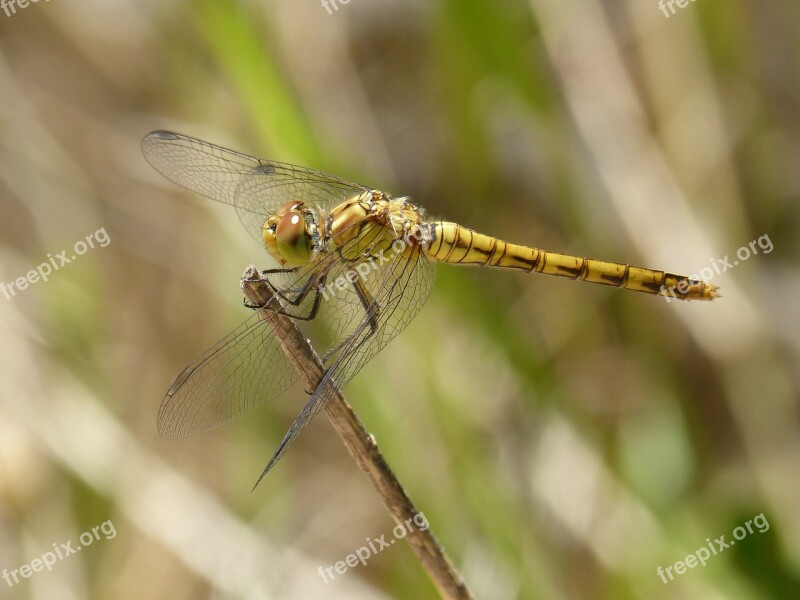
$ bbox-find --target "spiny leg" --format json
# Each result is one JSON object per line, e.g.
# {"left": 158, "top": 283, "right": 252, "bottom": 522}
{"left": 245, "top": 266, "right": 328, "bottom": 321}
{"left": 243, "top": 265, "right": 299, "bottom": 309}
{"left": 322, "top": 275, "right": 382, "bottom": 364}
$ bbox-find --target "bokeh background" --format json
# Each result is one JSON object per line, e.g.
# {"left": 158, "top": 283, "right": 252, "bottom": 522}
{"left": 1, "top": 0, "right": 799, "bottom": 598}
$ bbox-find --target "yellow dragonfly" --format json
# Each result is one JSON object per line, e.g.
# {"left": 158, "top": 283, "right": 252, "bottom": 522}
{"left": 142, "top": 131, "right": 718, "bottom": 484}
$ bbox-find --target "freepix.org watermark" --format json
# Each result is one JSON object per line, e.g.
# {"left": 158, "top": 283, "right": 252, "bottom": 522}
{"left": 660, "top": 233, "right": 773, "bottom": 303}
{"left": 319, "top": 225, "right": 427, "bottom": 302}
{"left": 1, "top": 0, "right": 52, "bottom": 18}
{"left": 2, "top": 519, "right": 117, "bottom": 588}
{"left": 0, "top": 227, "right": 110, "bottom": 301}
{"left": 658, "top": 0, "right": 698, "bottom": 18}
{"left": 319, "top": 249, "right": 395, "bottom": 302}
{"left": 320, "top": 0, "right": 353, "bottom": 15}
{"left": 657, "top": 513, "right": 769, "bottom": 584}
{"left": 317, "top": 512, "right": 430, "bottom": 584}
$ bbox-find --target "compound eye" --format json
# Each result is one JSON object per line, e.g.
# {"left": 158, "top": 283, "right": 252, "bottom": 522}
{"left": 275, "top": 210, "right": 311, "bottom": 265}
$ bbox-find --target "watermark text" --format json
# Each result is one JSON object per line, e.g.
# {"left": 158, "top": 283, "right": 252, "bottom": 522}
{"left": 318, "top": 225, "right": 427, "bottom": 303}
{"left": 2, "top": 519, "right": 116, "bottom": 588}
{"left": 318, "top": 512, "right": 429, "bottom": 583}
{"left": 321, "top": 0, "right": 353, "bottom": 15}
{"left": 659, "top": 0, "right": 699, "bottom": 18}
{"left": 657, "top": 513, "right": 769, "bottom": 583}
{"left": 0, "top": 227, "right": 110, "bottom": 301}
{"left": 661, "top": 233, "right": 773, "bottom": 303}
{"left": 1, "top": 0, "right": 52, "bottom": 18}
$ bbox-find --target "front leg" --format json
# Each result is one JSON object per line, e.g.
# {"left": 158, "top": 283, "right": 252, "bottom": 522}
{"left": 244, "top": 269, "right": 327, "bottom": 322}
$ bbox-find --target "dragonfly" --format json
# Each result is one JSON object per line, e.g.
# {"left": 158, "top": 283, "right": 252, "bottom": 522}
{"left": 142, "top": 130, "right": 719, "bottom": 486}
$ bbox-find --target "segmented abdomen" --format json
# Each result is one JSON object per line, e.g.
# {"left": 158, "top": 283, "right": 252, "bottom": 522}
{"left": 423, "top": 221, "right": 718, "bottom": 301}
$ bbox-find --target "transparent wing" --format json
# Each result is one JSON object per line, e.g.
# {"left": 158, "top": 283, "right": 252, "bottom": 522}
{"left": 158, "top": 194, "right": 435, "bottom": 481}
{"left": 253, "top": 237, "right": 436, "bottom": 483}
{"left": 141, "top": 130, "right": 370, "bottom": 244}
{"left": 156, "top": 219, "right": 397, "bottom": 439}
{"left": 158, "top": 310, "right": 301, "bottom": 438}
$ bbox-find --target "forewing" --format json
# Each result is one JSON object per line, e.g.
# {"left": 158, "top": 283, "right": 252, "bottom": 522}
{"left": 141, "top": 131, "right": 370, "bottom": 244}
{"left": 142, "top": 130, "right": 265, "bottom": 205}
{"left": 158, "top": 310, "right": 301, "bottom": 438}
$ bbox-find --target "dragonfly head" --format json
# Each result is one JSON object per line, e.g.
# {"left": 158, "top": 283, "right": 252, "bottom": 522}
{"left": 263, "top": 201, "right": 315, "bottom": 266}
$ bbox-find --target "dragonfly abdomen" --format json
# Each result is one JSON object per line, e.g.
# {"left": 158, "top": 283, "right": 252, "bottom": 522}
{"left": 424, "top": 221, "right": 536, "bottom": 269}
{"left": 425, "top": 221, "right": 718, "bottom": 301}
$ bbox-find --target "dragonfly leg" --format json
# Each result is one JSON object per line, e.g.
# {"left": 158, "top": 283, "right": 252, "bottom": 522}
{"left": 242, "top": 266, "right": 300, "bottom": 309}
{"left": 281, "top": 275, "right": 327, "bottom": 321}
{"left": 244, "top": 271, "right": 328, "bottom": 322}
{"left": 352, "top": 277, "right": 381, "bottom": 334}
{"left": 260, "top": 266, "right": 297, "bottom": 275}
{"left": 321, "top": 277, "right": 381, "bottom": 363}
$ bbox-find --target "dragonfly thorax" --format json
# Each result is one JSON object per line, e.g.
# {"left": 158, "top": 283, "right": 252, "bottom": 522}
{"left": 327, "top": 191, "right": 434, "bottom": 261}
{"left": 262, "top": 201, "right": 319, "bottom": 266}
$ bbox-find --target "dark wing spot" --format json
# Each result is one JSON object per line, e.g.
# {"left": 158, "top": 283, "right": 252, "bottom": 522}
{"left": 252, "top": 163, "right": 277, "bottom": 175}
{"left": 150, "top": 130, "right": 180, "bottom": 140}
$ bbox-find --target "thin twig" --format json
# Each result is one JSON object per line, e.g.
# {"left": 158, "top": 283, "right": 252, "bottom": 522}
{"left": 240, "top": 265, "right": 475, "bottom": 600}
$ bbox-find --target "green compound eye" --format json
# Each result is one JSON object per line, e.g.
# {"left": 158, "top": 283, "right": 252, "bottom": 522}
{"left": 275, "top": 210, "right": 312, "bottom": 265}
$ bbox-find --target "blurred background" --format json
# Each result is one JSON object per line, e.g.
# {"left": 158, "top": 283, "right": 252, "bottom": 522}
{"left": 0, "top": 0, "right": 798, "bottom": 598}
